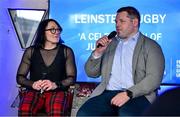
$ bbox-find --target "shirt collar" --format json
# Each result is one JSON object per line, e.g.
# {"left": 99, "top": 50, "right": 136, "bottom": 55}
{"left": 116, "top": 31, "right": 140, "bottom": 43}
{"left": 131, "top": 31, "right": 139, "bottom": 42}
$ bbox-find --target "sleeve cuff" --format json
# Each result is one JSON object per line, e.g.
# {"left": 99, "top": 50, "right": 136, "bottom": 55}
{"left": 92, "top": 52, "right": 102, "bottom": 59}
{"left": 56, "top": 82, "right": 66, "bottom": 90}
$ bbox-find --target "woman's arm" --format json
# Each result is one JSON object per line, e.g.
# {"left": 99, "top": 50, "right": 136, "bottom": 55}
{"left": 16, "top": 47, "right": 34, "bottom": 88}
{"left": 58, "top": 47, "right": 77, "bottom": 88}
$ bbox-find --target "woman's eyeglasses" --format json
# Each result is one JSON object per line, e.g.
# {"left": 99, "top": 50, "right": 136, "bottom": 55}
{"left": 45, "top": 28, "right": 61, "bottom": 34}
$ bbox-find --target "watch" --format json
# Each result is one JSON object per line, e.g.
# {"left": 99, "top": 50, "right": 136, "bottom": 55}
{"left": 126, "top": 90, "right": 133, "bottom": 99}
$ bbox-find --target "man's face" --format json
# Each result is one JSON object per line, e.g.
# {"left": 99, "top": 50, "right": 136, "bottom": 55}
{"left": 115, "top": 11, "right": 138, "bottom": 39}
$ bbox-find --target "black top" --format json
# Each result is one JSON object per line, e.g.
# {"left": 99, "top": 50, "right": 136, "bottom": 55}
{"left": 16, "top": 44, "right": 77, "bottom": 91}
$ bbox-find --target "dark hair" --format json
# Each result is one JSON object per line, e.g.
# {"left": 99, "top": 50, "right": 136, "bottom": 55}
{"left": 34, "top": 19, "right": 63, "bottom": 48}
{"left": 117, "top": 6, "right": 140, "bottom": 28}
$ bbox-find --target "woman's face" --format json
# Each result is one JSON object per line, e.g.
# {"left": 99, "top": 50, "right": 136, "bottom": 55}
{"left": 44, "top": 21, "right": 61, "bottom": 44}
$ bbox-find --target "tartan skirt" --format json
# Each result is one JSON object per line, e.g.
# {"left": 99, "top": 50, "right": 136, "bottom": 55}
{"left": 18, "top": 90, "right": 65, "bottom": 116}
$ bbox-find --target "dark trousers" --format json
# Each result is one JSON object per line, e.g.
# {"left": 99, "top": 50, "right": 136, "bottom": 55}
{"left": 77, "top": 90, "right": 151, "bottom": 116}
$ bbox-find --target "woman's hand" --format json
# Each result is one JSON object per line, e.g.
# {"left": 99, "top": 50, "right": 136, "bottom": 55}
{"left": 41, "top": 80, "right": 57, "bottom": 91}
{"left": 32, "top": 80, "right": 43, "bottom": 90}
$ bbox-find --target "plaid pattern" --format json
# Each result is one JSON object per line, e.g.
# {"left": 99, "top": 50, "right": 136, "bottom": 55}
{"left": 18, "top": 90, "right": 65, "bottom": 116}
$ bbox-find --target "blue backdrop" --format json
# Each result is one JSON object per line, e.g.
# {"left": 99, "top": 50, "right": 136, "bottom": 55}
{"left": 50, "top": 0, "right": 180, "bottom": 85}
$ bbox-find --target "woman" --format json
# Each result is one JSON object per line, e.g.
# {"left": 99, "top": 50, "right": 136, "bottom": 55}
{"left": 16, "top": 19, "right": 77, "bottom": 116}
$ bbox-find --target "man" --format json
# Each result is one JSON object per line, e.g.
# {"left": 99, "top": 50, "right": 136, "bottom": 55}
{"left": 77, "top": 6, "right": 165, "bottom": 116}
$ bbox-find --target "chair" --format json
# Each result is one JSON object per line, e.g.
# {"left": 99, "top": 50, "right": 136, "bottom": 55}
{"left": 11, "top": 84, "right": 75, "bottom": 116}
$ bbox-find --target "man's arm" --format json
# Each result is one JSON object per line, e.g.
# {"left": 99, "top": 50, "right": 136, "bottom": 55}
{"left": 85, "top": 35, "right": 112, "bottom": 78}
{"left": 129, "top": 39, "right": 165, "bottom": 98}
{"left": 84, "top": 52, "right": 102, "bottom": 78}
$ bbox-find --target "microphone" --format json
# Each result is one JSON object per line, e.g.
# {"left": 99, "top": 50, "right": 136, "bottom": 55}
{"left": 40, "top": 72, "right": 47, "bottom": 94}
{"left": 97, "top": 31, "right": 117, "bottom": 48}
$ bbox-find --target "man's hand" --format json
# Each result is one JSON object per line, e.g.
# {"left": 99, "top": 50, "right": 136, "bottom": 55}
{"left": 111, "top": 92, "right": 130, "bottom": 107}
{"left": 94, "top": 35, "right": 112, "bottom": 55}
